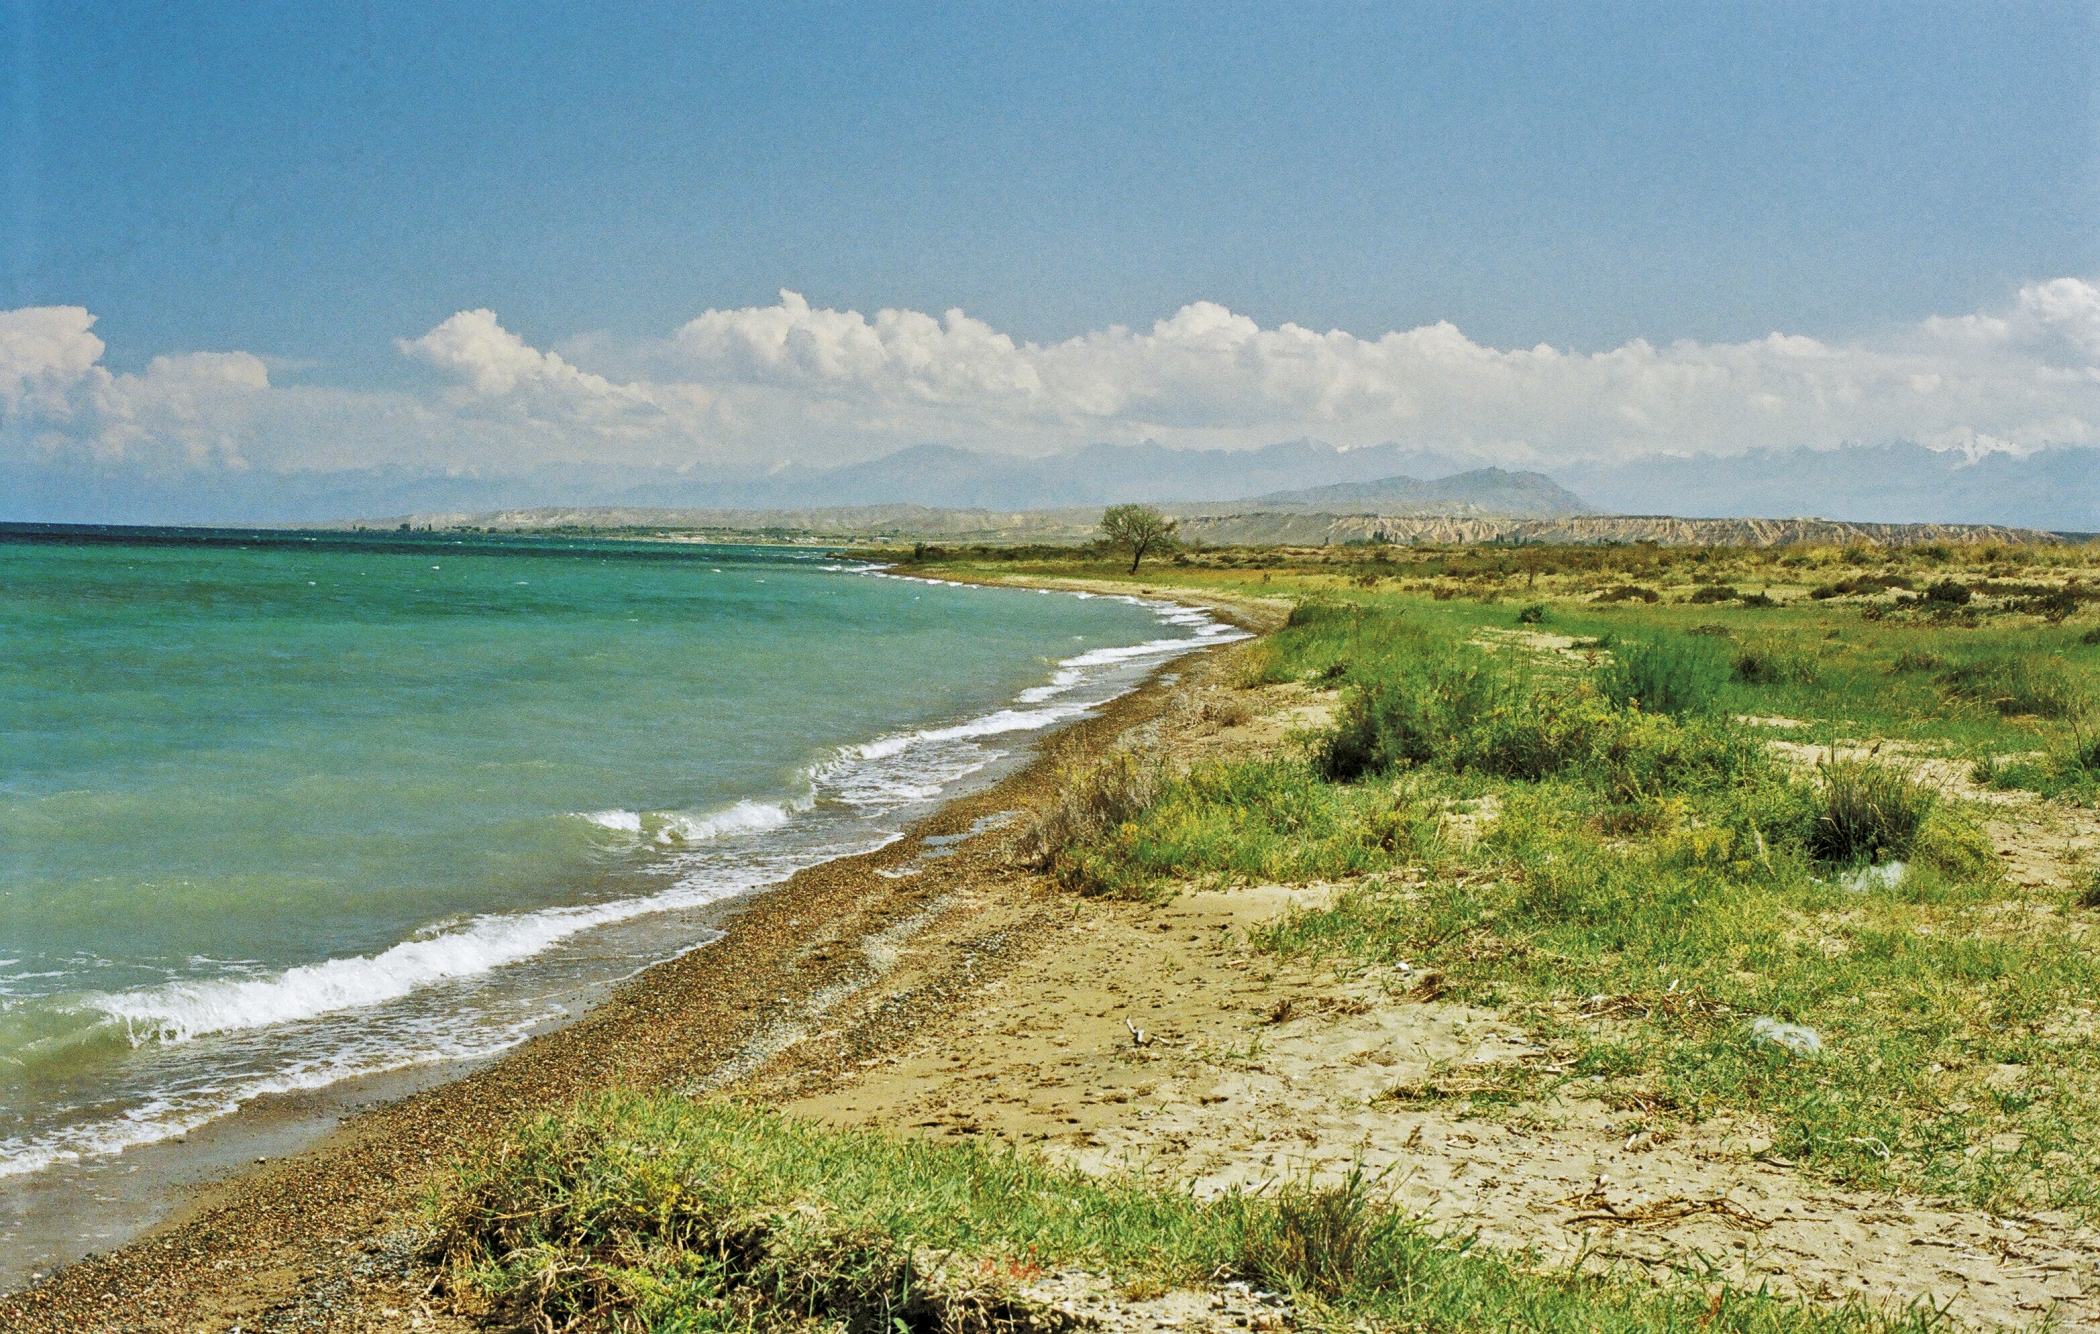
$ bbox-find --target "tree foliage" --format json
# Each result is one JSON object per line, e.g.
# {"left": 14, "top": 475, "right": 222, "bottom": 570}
{"left": 1100, "top": 503, "right": 1177, "bottom": 573}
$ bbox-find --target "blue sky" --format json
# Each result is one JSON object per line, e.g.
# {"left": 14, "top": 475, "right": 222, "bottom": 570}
{"left": 10, "top": 2, "right": 2093, "bottom": 375}
{"left": 3, "top": 2, "right": 2098, "bottom": 520}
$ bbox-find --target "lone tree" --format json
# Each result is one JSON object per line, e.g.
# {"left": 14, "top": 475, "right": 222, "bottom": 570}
{"left": 1100, "top": 503, "right": 1178, "bottom": 574}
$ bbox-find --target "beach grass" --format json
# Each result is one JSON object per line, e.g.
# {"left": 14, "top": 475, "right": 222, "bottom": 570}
{"left": 905, "top": 536, "right": 2100, "bottom": 761}
{"left": 437, "top": 1094, "right": 1939, "bottom": 1334}
{"left": 959, "top": 549, "right": 2100, "bottom": 1217}
{"left": 429, "top": 537, "right": 2100, "bottom": 1330}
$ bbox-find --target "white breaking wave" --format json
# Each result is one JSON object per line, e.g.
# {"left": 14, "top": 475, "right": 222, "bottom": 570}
{"left": 0, "top": 1025, "right": 530, "bottom": 1179}
{"left": 654, "top": 799, "right": 796, "bottom": 844}
{"left": 841, "top": 704, "right": 1091, "bottom": 762}
{"left": 579, "top": 799, "right": 803, "bottom": 844}
{"left": 1015, "top": 628, "right": 1247, "bottom": 703}
{"left": 85, "top": 871, "right": 760, "bottom": 1045}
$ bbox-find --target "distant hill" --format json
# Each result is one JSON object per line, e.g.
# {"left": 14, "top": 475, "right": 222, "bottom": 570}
{"left": 1175, "top": 513, "right": 2062, "bottom": 548}
{"left": 696, "top": 440, "right": 1467, "bottom": 510}
{"left": 342, "top": 503, "right": 2059, "bottom": 550}
{"left": 337, "top": 504, "right": 1104, "bottom": 543}
{"left": 15, "top": 433, "right": 2100, "bottom": 532}
{"left": 1553, "top": 443, "right": 2100, "bottom": 532}
{"left": 1212, "top": 467, "right": 1595, "bottom": 517}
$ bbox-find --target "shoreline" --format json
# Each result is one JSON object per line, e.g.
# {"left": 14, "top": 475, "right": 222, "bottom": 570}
{"left": 0, "top": 594, "right": 1251, "bottom": 1331}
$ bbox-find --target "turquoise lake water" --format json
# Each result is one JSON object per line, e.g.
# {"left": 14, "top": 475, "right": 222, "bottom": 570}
{"left": 0, "top": 528, "right": 1239, "bottom": 1176}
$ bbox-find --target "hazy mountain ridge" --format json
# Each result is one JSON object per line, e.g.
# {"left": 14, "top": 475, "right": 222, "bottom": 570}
{"left": 1176, "top": 513, "right": 2060, "bottom": 548}
{"left": 1209, "top": 467, "right": 1594, "bottom": 516}
{"left": 1552, "top": 443, "right": 2100, "bottom": 532}
{"left": 356, "top": 503, "right": 2056, "bottom": 549}
{"left": 11, "top": 438, "right": 2098, "bottom": 532}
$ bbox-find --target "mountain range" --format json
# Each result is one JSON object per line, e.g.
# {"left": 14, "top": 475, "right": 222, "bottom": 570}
{"left": 1210, "top": 468, "right": 1593, "bottom": 517}
{"left": 10, "top": 438, "right": 2099, "bottom": 532}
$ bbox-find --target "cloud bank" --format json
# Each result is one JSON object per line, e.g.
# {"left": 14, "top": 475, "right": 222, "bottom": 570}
{"left": 5, "top": 279, "right": 2099, "bottom": 519}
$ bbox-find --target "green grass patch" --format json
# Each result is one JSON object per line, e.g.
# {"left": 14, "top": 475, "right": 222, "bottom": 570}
{"left": 1598, "top": 633, "right": 1733, "bottom": 717}
{"left": 1022, "top": 587, "right": 2100, "bottom": 1214}
{"left": 1936, "top": 654, "right": 2088, "bottom": 719}
{"left": 437, "top": 1095, "right": 1942, "bottom": 1334}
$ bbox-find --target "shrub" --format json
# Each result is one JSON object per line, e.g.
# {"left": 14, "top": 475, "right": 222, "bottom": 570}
{"left": 1315, "top": 650, "right": 1507, "bottom": 779}
{"left": 1597, "top": 635, "right": 1731, "bottom": 717}
{"left": 1237, "top": 1165, "right": 1398, "bottom": 1300}
{"left": 1739, "top": 591, "right": 1777, "bottom": 608}
{"left": 1592, "top": 584, "right": 1659, "bottom": 603}
{"left": 1687, "top": 585, "right": 1738, "bottom": 604}
{"left": 1053, "top": 761, "right": 1417, "bottom": 891}
{"left": 1816, "top": 574, "right": 1914, "bottom": 598}
{"left": 1923, "top": 579, "right": 1972, "bottom": 606}
{"left": 1585, "top": 710, "right": 1770, "bottom": 802}
{"left": 1733, "top": 642, "right": 1818, "bottom": 685}
{"left": 2015, "top": 589, "right": 2085, "bottom": 622}
{"left": 1809, "top": 761, "right": 1935, "bottom": 865}
{"left": 1910, "top": 810, "right": 2000, "bottom": 882}
{"left": 1023, "top": 752, "right": 1164, "bottom": 890}
{"left": 1515, "top": 603, "right": 1547, "bottom": 624}
{"left": 1938, "top": 655, "right": 2086, "bottom": 719}
{"left": 2083, "top": 626, "right": 2100, "bottom": 646}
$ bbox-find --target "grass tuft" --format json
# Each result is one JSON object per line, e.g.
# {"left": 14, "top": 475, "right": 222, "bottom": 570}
{"left": 1808, "top": 761, "right": 1934, "bottom": 866}
{"left": 1597, "top": 634, "right": 1731, "bottom": 717}
{"left": 1236, "top": 1164, "right": 1391, "bottom": 1300}
{"left": 1734, "top": 641, "right": 1819, "bottom": 686}
{"left": 1022, "top": 753, "right": 1164, "bottom": 893}
{"left": 1938, "top": 654, "right": 2086, "bottom": 719}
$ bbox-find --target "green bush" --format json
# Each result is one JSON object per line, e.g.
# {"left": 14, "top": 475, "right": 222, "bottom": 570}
{"left": 1053, "top": 760, "right": 1409, "bottom": 894}
{"left": 1597, "top": 635, "right": 1732, "bottom": 717}
{"left": 1938, "top": 654, "right": 2086, "bottom": 719}
{"left": 1733, "top": 641, "right": 1818, "bottom": 685}
{"left": 1585, "top": 710, "right": 1769, "bottom": 802}
{"left": 1261, "top": 600, "right": 1424, "bottom": 686}
{"left": 1315, "top": 641, "right": 1509, "bottom": 779}
{"left": 1316, "top": 648, "right": 1614, "bottom": 784}
{"left": 1809, "top": 761, "right": 1935, "bottom": 865}
{"left": 1924, "top": 579, "right": 1972, "bottom": 606}
{"left": 1024, "top": 752, "right": 1164, "bottom": 892}
{"left": 1592, "top": 584, "right": 1659, "bottom": 603}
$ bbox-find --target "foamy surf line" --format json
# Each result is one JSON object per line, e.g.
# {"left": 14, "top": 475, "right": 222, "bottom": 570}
{"left": 90, "top": 879, "right": 741, "bottom": 1045}
{"left": 7, "top": 580, "right": 1246, "bottom": 1178}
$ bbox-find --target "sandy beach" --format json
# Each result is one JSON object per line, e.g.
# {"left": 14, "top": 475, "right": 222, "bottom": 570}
{"left": 11, "top": 571, "right": 2099, "bottom": 1332}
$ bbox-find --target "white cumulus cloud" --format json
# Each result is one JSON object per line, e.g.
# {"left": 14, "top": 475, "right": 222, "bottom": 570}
{"left": 5, "top": 280, "right": 2100, "bottom": 498}
{"left": 649, "top": 281, "right": 2100, "bottom": 461}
